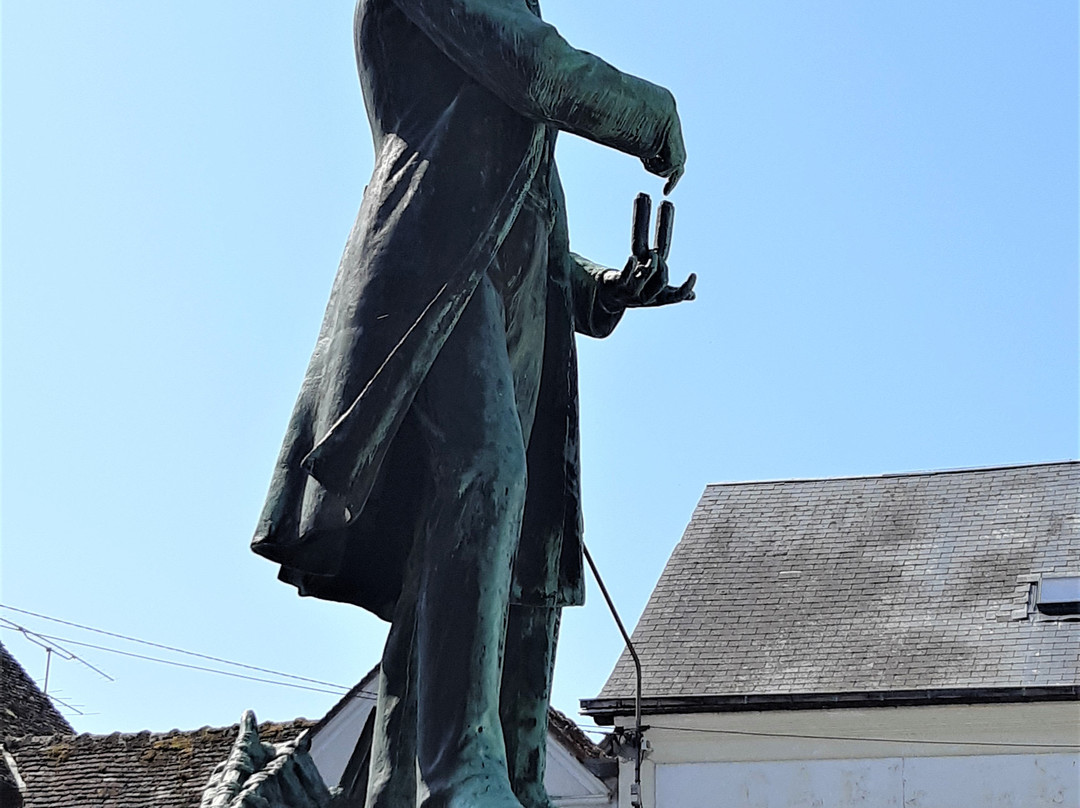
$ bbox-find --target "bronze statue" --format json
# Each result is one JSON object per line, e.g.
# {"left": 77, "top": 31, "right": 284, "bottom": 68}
{"left": 252, "top": 1, "right": 693, "bottom": 806}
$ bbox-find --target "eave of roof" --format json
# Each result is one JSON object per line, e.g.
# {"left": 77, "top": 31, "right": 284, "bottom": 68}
{"left": 582, "top": 685, "right": 1080, "bottom": 723}
{"left": 310, "top": 664, "right": 380, "bottom": 734}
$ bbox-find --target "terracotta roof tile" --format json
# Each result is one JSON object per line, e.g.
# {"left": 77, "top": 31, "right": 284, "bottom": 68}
{"left": 546, "top": 706, "right": 604, "bottom": 764}
{"left": 5, "top": 719, "right": 313, "bottom": 808}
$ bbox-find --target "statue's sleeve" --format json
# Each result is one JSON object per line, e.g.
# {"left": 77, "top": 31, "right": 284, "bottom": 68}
{"left": 543, "top": 167, "right": 623, "bottom": 338}
{"left": 391, "top": 0, "right": 677, "bottom": 160}
{"left": 568, "top": 251, "right": 623, "bottom": 338}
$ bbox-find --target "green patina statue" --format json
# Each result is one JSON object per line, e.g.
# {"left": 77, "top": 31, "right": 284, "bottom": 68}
{"left": 252, "top": 1, "right": 693, "bottom": 806}
{"left": 201, "top": 712, "right": 333, "bottom": 808}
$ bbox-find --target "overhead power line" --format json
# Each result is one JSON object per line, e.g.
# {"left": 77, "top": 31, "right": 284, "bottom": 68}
{"left": 5, "top": 627, "right": 349, "bottom": 696}
{"left": 579, "top": 722, "right": 1076, "bottom": 750}
{"left": 0, "top": 603, "right": 354, "bottom": 692}
{"left": 0, "top": 605, "right": 376, "bottom": 700}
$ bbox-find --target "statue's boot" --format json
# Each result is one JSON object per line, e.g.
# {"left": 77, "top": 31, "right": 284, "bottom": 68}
{"left": 501, "top": 605, "right": 561, "bottom": 808}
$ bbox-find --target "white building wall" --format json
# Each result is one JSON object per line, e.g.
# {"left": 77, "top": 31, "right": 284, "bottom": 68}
{"left": 609, "top": 702, "right": 1080, "bottom": 808}
{"left": 656, "top": 754, "right": 1077, "bottom": 808}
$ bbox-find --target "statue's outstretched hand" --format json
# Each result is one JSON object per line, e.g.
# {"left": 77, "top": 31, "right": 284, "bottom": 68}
{"left": 598, "top": 195, "right": 696, "bottom": 311}
{"left": 642, "top": 112, "right": 686, "bottom": 195}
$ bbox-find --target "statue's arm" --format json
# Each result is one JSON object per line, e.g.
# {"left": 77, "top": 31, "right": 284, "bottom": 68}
{"left": 542, "top": 169, "right": 622, "bottom": 338}
{"left": 549, "top": 171, "right": 695, "bottom": 338}
{"left": 391, "top": 0, "right": 682, "bottom": 172}
{"left": 568, "top": 251, "right": 624, "bottom": 338}
{"left": 566, "top": 250, "right": 696, "bottom": 336}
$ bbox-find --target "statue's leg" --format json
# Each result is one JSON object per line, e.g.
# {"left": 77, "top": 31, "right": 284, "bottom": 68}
{"left": 500, "top": 605, "right": 560, "bottom": 808}
{"left": 498, "top": 202, "right": 557, "bottom": 808}
{"left": 410, "top": 275, "right": 528, "bottom": 808}
{"left": 366, "top": 544, "right": 421, "bottom": 808}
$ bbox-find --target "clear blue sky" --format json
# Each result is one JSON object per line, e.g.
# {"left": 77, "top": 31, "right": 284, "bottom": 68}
{"left": 2, "top": 1, "right": 1076, "bottom": 737}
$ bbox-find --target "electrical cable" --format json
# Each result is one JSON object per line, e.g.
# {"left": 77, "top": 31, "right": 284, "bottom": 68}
{"left": 0, "top": 603, "right": 348, "bottom": 691}
{"left": 574, "top": 722, "right": 1076, "bottom": 750}
{"left": 0, "top": 624, "right": 350, "bottom": 696}
{"left": 2, "top": 619, "right": 114, "bottom": 681}
{"left": 0, "top": 609, "right": 378, "bottom": 701}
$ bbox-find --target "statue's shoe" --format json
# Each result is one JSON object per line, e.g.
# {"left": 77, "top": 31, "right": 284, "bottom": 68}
{"left": 514, "top": 793, "right": 558, "bottom": 808}
{"left": 420, "top": 774, "right": 526, "bottom": 808}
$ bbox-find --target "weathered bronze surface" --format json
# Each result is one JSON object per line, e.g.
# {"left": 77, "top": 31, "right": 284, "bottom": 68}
{"left": 200, "top": 712, "right": 332, "bottom": 808}
{"left": 252, "top": 2, "right": 692, "bottom": 806}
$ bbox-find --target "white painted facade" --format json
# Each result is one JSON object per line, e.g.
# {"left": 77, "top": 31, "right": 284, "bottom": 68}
{"left": 545, "top": 734, "right": 615, "bottom": 808}
{"left": 607, "top": 702, "right": 1080, "bottom": 808}
{"left": 307, "top": 686, "right": 376, "bottom": 790}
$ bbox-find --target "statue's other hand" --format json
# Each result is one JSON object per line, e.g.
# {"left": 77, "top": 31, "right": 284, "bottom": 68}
{"left": 599, "top": 255, "right": 696, "bottom": 311}
{"left": 642, "top": 113, "right": 686, "bottom": 195}
{"left": 200, "top": 712, "right": 335, "bottom": 808}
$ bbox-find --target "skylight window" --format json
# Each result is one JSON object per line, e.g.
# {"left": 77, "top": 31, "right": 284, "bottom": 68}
{"left": 1036, "top": 575, "right": 1080, "bottom": 616}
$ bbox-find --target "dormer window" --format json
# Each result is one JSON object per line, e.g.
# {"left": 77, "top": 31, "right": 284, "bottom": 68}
{"left": 1036, "top": 575, "right": 1080, "bottom": 616}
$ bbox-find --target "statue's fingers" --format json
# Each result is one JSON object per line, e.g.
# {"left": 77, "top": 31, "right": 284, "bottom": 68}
{"left": 647, "top": 273, "right": 697, "bottom": 306}
{"left": 647, "top": 288, "right": 686, "bottom": 307}
{"left": 632, "top": 193, "right": 652, "bottom": 261}
{"left": 655, "top": 201, "right": 674, "bottom": 261}
{"left": 233, "top": 710, "right": 268, "bottom": 771}
{"left": 674, "top": 272, "right": 697, "bottom": 300}
{"left": 640, "top": 256, "right": 669, "bottom": 303}
{"left": 673, "top": 273, "right": 697, "bottom": 301}
{"left": 629, "top": 254, "right": 657, "bottom": 298}
{"left": 662, "top": 165, "right": 684, "bottom": 196}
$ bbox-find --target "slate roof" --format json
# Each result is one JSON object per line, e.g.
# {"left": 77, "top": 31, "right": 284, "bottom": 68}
{"left": 2, "top": 719, "right": 313, "bottom": 808}
{"left": 0, "top": 641, "right": 73, "bottom": 737}
{"left": 584, "top": 462, "right": 1079, "bottom": 718}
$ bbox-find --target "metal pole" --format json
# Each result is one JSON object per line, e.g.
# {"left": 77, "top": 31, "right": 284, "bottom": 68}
{"left": 43, "top": 647, "right": 53, "bottom": 695}
{"left": 582, "top": 542, "right": 645, "bottom": 808}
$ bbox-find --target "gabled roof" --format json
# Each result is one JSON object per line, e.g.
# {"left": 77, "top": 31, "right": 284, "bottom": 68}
{"left": 0, "top": 641, "right": 73, "bottom": 737}
{"left": 584, "top": 462, "right": 1079, "bottom": 720}
{"left": 3, "top": 719, "right": 313, "bottom": 808}
{"left": 546, "top": 705, "right": 605, "bottom": 766}
{"left": 310, "top": 665, "right": 380, "bottom": 736}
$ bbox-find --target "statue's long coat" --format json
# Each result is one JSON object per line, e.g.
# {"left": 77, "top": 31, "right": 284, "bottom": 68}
{"left": 252, "top": 0, "right": 678, "bottom": 621}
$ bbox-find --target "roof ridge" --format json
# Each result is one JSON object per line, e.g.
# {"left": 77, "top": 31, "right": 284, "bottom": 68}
{"left": 704, "top": 459, "right": 1078, "bottom": 489}
{"left": 311, "top": 664, "right": 380, "bottom": 733}
{"left": 4, "top": 718, "right": 316, "bottom": 744}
